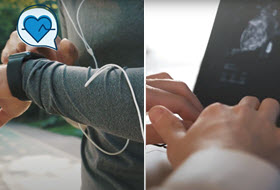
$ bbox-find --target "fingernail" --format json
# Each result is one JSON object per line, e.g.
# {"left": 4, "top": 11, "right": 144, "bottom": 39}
{"left": 149, "top": 107, "right": 165, "bottom": 124}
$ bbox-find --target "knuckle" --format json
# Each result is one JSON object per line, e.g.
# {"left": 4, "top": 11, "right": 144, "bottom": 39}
{"left": 201, "top": 106, "right": 211, "bottom": 115}
{"left": 251, "top": 96, "right": 259, "bottom": 102}
{"left": 210, "top": 102, "right": 224, "bottom": 110}
{"left": 10, "top": 30, "right": 17, "bottom": 38}
{"left": 16, "top": 42, "right": 24, "bottom": 50}
{"left": 177, "top": 81, "right": 188, "bottom": 90}
{"left": 234, "top": 103, "right": 250, "bottom": 114}
{"left": 244, "top": 96, "right": 259, "bottom": 102}
{"left": 17, "top": 41, "right": 25, "bottom": 47}
{"left": 263, "top": 98, "right": 279, "bottom": 106}
{"left": 202, "top": 102, "right": 224, "bottom": 115}
{"left": 160, "top": 72, "right": 172, "bottom": 79}
{"left": 238, "top": 104, "right": 251, "bottom": 112}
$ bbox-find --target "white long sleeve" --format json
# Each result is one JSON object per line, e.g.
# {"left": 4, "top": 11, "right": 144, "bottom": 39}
{"left": 151, "top": 148, "right": 280, "bottom": 190}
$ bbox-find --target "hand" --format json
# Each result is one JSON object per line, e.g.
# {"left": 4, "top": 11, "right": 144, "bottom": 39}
{"left": 1, "top": 31, "right": 78, "bottom": 65}
{"left": 146, "top": 72, "right": 203, "bottom": 144}
{"left": 149, "top": 96, "right": 280, "bottom": 169}
{"left": 0, "top": 65, "right": 31, "bottom": 126}
{"left": 0, "top": 31, "right": 79, "bottom": 127}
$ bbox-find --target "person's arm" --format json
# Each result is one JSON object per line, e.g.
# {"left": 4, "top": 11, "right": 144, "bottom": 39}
{"left": 148, "top": 96, "right": 280, "bottom": 189}
{"left": 151, "top": 148, "right": 280, "bottom": 190}
{"left": 21, "top": 58, "right": 144, "bottom": 142}
{"left": 0, "top": 30, "right": 77, "bottom": 127}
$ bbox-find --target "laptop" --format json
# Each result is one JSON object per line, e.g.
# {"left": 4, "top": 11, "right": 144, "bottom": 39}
{"left": 194, "top": 0, "right": 280, "bottom": 107}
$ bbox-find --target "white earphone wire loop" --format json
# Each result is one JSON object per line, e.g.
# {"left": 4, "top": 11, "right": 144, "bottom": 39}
{"left": 78, "top": 123, "right": 130, "bottom": 156}
{"left": 60, "top": 0, "right": 144, "bottom": 156}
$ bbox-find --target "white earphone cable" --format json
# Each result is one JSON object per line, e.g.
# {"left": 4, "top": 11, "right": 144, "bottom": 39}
{"left": 78, "top": 123, "right": 130, "bottom": 156}
{"left": 60, "top": 0, "right": 98, "bottom": 69}
{"left": 76, "top": 0, "right": 99, "bottom": 69}
{"left": 60, "top": 0, "right": 144, "bottom": 155}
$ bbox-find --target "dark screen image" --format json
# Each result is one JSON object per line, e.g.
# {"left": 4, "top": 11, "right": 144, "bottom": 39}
{"left": 194, "top": 0, "right": 280, "bottom": 108}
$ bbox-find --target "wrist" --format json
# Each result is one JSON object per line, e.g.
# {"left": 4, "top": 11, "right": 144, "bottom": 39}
{"left": 0, "top": 64, "right": 12, "bottom": 98}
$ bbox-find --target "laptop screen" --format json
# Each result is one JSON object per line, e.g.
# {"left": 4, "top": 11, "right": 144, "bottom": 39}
{"left": 194, "top": 0, "right": 280, "bottom": 107}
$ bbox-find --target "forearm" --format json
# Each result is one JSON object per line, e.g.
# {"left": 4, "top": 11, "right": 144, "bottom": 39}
{"left": 0, "top": 65, "right": 11, "bottom": 98}
{"left": 21, "top": 58, "right": 144, "bottom": 142}
{"left": 153, "top": 148, "right": 280, "bottom": 190}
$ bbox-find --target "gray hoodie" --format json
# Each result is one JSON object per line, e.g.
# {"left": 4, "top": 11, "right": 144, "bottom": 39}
{"left": 22, "top": 0, "right": 144, "bottom": 189}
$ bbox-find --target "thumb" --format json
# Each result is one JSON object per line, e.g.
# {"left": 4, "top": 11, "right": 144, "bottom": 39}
{"left": 149, "top": 106, "right": 186, "bottom": 144}
{"left": 0, "top": 109, "right": 12, "bottom": 127}
{"left": 146, "top": 124, "right": 164, "bottom": 144}
{"left": 59, "top": 38, "right": 79, "bottom": 65}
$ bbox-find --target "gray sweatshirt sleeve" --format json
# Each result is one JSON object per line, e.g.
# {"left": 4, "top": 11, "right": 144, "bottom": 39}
{"left": 22, "top": 58, "right": 144, "bottom": 142}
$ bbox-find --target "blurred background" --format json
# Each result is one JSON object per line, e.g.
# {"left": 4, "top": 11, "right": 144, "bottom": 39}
{"left": 146, "top": 0, "right": 219, "bottom": 90}
{"left": 0, "top": 1, "right": 81, "bottom": 190}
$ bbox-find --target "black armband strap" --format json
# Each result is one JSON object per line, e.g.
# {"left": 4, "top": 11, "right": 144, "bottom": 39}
{"left": 6, "top": 52, "right": 44, "bottom": 101}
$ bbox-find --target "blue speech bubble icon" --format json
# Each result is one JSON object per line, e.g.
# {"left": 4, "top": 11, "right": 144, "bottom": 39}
{"left": 17, "top": 5, "right": 58, "bottom": 50}
{"left": 23, "top": 15, "right": 54, "bottom": 42}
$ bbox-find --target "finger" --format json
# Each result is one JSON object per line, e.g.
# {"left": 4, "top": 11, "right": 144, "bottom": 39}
{"left": 146, "top": 85, "right": 200, "bottom": 121}
{"left": 1, "top": 42, "right": 18, "bottom": 64}
{"left": 259, "top": 98, "right": 280, "bottom": 123}
{"left": 146, "top": 120, "right": 193, "bottom": 144}
{"left": 59, "top": 38, "right": 79, "bottom": 65}
{"left": 147, "top": 79, "right": 203, "bottom": 111}
{"left": 1, "top": 31, "right": 23, "bottom": 64}
{"left": 16, "top": 41, "right": 27, "bottom": 52}
{"left": 36, "top": 48, "right": 57, "bottom": 60}
{"left": 146, "top": 72, "right": 173, "bottom": 79}
{"left": 26, "top": 46, "right": 57, "bottom": 60}
{"left": 146, "top": 124, "right": 164, "bottom": 144}
{"left": 238, "top": 96, "right": 260, "bottom": 110}
{"left": 0, "top": 109, "right": 12, "bottom": 127}
{"left": 26, "top": 36, "right": 62, "bottom": 60}
{"left": 25, "top": 46, "right": 38, "bottom": 53}
{"left": 149, "top": 106, "right": 186, "bottom": 144}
